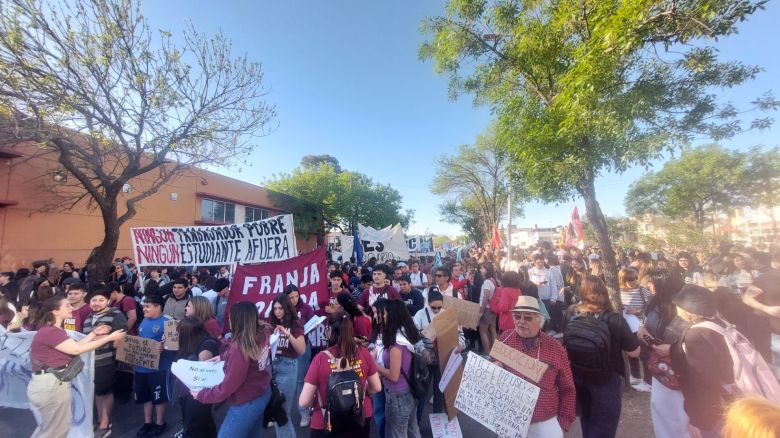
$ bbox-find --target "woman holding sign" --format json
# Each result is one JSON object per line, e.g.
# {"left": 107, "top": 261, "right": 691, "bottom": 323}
{"left": 193, "top": 301, "right": 272, "bottom": 438}
{"left": 27, "top": 295, "right": 126, "bottom": 438}
{"left": 176, "top": 317, "right": 220, "bottom": 438}
{"left": 269, "top": 293, "right": 306, "bottom": 438}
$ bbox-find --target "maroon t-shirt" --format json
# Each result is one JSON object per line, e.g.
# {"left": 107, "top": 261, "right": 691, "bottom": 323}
{"left": 63, "top": 304, "right": 91, "bottom": 332}
{"left": 30, "top": 325, "right": 72, "bottom": 372}
{"left": 204, "top": 318, "right": 222, "bottom": 339}
{"left": 275, "top": 320, "right": 304, "bottom": 358}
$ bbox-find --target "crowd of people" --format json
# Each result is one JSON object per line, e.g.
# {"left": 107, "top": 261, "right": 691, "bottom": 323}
{"left": 2, "top": 240, "right": 780, "bottom": 438}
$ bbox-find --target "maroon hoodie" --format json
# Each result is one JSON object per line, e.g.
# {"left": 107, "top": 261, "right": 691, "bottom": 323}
{"left": 196, "top": 329, "right": 271, "bottom": 406}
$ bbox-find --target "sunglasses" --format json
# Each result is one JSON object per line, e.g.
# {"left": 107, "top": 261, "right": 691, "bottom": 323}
{"left": 512, "top": 314, "right": 537, "bottom": 322}
{"left": 430, "top": 306, "right": 442, "bottom": 310}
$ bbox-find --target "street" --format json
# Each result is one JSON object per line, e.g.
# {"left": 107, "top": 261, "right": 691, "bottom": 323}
{"left": 1, "top": 387, "right": 652, "bottom": 437}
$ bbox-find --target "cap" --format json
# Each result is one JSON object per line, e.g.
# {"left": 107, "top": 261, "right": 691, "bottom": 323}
{"left": 673, "top": 285, "right": 716, "bottom": 318}
{"left": 397, "top": 262, "right": 407, "bottom": 268}
{"left": 512, "top": 296, "right": 542, "bottom": 314}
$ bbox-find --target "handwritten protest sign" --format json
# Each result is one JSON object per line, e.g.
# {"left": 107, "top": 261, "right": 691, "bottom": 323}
{"left": 429, "top": 413, "right": 463, "bottom": 438}
{"left": 116, "top": 335, "right": 161, "bottom": 369}
{"left": 490, "top": 340, "right": 548, "bottom": 384}
{"left": 164, "top": 320, "right": 179, "bottom": 351}
{"left": 443, "top": 295, "right": 481, "bottom": 330}
{"left": 455, "top": 352, "right": 540, "bottom": 438}
{"left": 130, "top": 215, "right": 297, "bottom": 267}
{"left": 228, "top": 247, "right": 329, "bottom": 349}
{"left": 434, "top": 308, "right": 464, "bottom": 420}
{"left": 171, "top": 359, "right": 225, "bottom": 391}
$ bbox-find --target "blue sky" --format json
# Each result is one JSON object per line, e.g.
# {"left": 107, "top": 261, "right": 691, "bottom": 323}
{"left": 141, "top": 1, "right": 780, "bottom": 237}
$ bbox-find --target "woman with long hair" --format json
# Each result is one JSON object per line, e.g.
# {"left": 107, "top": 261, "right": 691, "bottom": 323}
{"left": 185, "top": 296, "right": 221, "bottom": 339}
{"left": 375, "top": 300, "right": 422, "bottom": 438}
{"left": 284, "top": 284, "right": 315, "bottom": 427}
{"left": 562, "top": 276, "right": 640, "bottom": 438}
{"left": 193, "top": 301, "right": 272, "bottom": 438}
{"left": 336, "top": 291, "right": 372, "bottom": 342}
{"left": 299, "top": 311, "right": 382, "bottom": 437}
{"left": 477, "top": 262, "right": 499, "bottom": 353}
{"left": 268, "top": 293, "right": 305, "bottom": 438}
{"left": 27, "top": 296, "right": 125, "bottom": 438}
{"left": 176, "top": 317, "right": 220, "bottom": 438}
{"left": 565, "top": 258, "right": 588, "bottom": 304}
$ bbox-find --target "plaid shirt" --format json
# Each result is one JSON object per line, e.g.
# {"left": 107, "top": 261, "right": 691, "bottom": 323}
{"left": 495, "top": 329, "right": 577, "bottom": 431}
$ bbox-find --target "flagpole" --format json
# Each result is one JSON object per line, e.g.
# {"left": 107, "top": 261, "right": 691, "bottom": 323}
{"left": 507, "top": 188, "right": 513, "bottom": 265}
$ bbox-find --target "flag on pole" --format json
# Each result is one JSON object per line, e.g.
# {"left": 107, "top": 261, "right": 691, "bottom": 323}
{"left": 565, "top": 223, "right": 574, "bottom": 247}
{"left": 352, "top": 224, "right": 364, "bottom": 265}
{"left": 571, "top": 207, "right": 584, "bottom": 242}
{"left": 491, "top": 223, "right": 503, "bottom": 249}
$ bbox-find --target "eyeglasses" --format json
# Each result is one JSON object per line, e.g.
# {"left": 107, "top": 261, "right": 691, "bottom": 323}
{"left": 512, "top": 314, "right": 537, "bottom": 322}
{"left": 435, "top": 274, "right": 446, "bottom": 277}
{"left": 430, "top": 306, "right": 442, "bottom": 310}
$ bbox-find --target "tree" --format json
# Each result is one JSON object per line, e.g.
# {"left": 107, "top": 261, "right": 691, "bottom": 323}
{"left": 431, "top": 126, "right": 523, "bottom": 244}
{"left": 266, "top": 163, "right": 413, "bottom": 233}
{"left": 744, "top": 146, "right": 780, "bottom": 235}
{"left": 626, "top": 145, "right": 750, "bottom": 231}
{"left": 420, "top": 0, "right": 776, "bottom": 297}
{"left": 582, "top": 216, "right": 638, "bottom": 250}
{"left": 301, "top": 154, "right": 342, "bottom": 173}
{"left": 0, "top": 0, "right": 275, "bottom": 281}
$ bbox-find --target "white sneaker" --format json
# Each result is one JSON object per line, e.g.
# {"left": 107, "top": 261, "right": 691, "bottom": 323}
{"left": 299, "top": 412, "right": 310, "bottom": 428}
{"left": 632, "top": 382, "right": 652, "bottom": 392}
{"left": 629, "top": 377, "right": 642, "bottom": 385}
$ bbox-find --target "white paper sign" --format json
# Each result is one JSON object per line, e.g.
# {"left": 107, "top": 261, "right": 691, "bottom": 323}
{"left": 455, "top": 352, "right": 540, "bottom": 438}
{"left": 429, "top": 413, "right": 463, "bottom": 438}
{"left": 171, "top": 359, "right": 225, "bottom": 391}
{"left": 304, "top": 315, "right": 327, "bottom": 335}
{"left": 439, "top": 349, "right": 464, "bottom": 392}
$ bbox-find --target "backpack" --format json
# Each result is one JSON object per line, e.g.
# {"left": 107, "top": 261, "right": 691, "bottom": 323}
{"left": 563, "top": 312, "right": 613, "bottom": 384}
{"left": 317, "top": 350, "right": 365, "bottom": 433}
{"left": 690, "top": 321, "right": 780, "bottom": 404}
{"left": 401, "top": 347, "right": 431, "bottom": 400}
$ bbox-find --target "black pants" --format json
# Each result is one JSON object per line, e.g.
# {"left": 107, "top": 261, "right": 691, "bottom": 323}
{"left": 575, "top": 372, "right": 623, "bottom": 438}
{"left": 179, "top": 395, "right": 217, "bottom": 438}
{"left": 543, "top": 300, "right": 563, "bottom": 332}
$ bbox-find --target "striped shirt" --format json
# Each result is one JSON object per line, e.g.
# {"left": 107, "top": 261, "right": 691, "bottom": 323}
{"left": 82, "top": 309, "right": 128, "bottom": 368}
{"left": 620, "top": 288, "right": 650, "bottom": 314}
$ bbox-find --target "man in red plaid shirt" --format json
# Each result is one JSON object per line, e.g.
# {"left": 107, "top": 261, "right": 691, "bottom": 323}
{"left": 493, "top": 295, "right": 576, "bottom": 437}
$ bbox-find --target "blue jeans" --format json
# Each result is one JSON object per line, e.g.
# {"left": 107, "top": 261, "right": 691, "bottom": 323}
{"left": 372, "top": 391, "right": 386, "bottom": 438}
{"left": 273, "top": 356, "right": 298, "bottom": 438}
{"left": 295, "top": 341, "right": 312, "bottom": 418}
{"left": 218, "top": 388, "right": 271, "bottom": 438}
{"left": 575, "top": 372, "right": 623, "bottom": 438}
{"left": 385, "top": 389, "right": 421, "bottom": 438}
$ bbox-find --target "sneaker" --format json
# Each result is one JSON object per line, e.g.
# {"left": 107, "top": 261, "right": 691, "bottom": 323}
{"left": 629, "top": 377, "right": 642, "bottom": 386}
{"left": 95, "top": 428, "right": 112, "bottom": 438}
{"left": 632, "top": 382, "right": 652, "bottom": 393}
{"left": 174, "top": 428, "right": 184, "bottom": 438}
{"left": 268, "top": 421, "right": 276, "bottom": 427}
{"left": 145, "top": 423, "right": 167, "bottom": 438}
{"left": 299, "top": 412, "right": 310, "bottom": 427}
{"left": 137, "top": 423, "right": 153, "bottom": 438}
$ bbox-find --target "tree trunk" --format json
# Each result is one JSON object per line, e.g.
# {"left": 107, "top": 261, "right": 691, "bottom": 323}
{"left": 578, "top": 174, "right": 622, "bottom": 312}
{"left": 85, "top": 200, "right": 121, "bottom": 285}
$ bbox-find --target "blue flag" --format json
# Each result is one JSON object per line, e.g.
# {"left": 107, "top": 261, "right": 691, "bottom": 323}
{"left": 353, "top": 224, "right": 364, "bottom": 265}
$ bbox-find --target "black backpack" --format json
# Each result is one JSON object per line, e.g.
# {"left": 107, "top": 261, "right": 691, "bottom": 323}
{"left": 317, "top": 351, "right": 365, "bottom": 433}
{"left": 401, "top": 348, "right": 431, "bottom": 400}
{"left": 563, "top": 312, "right": 613, "bottom": 383}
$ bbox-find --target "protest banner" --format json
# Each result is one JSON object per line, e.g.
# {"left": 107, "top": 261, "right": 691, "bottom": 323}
{"left": 407, "top": 235, "right": 435, "bottom": 256}
{"left": 490, "top": 340, "right": 548, "bottom": 384}
{"left": 442, "top": 295, "right": 481, "bottom": 330}
{"left": 171, "top": 359, "right": 225, "bottom": 392}
{"left": 130, "top": 214, "right": 297, "bottom": 267}
{"left": 455, "top": 352, "right": 541, "bottom": 438}
{"left": 434, "top": 308, "right": 464, "bottom": 420}
{"left": 342, "top": 223, "right": 409, "bottom": 262}
{"left": 116, "top": 335, "right": 161, "bottom": 369}
{"left": 164, "top": 320, "right": 179, "bottom": 351}
{"left": 228, "top": 246, "right": 330, "bottom": 348}
{"left": 0, "top": 328, "right": 95, "bottom": 438}
{"left": 429, "top": 413, "right": 463, "bottom": 438}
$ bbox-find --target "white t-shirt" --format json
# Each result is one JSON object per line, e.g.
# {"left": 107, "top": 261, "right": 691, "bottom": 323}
{"left": 481, "top": 279, "right": 496, "bottom": 309}
{"left": 409, "top": 271, "right": 427, "bottom": 288}
{"left": 201, "top": 289, "right": 218, "bottom": 309}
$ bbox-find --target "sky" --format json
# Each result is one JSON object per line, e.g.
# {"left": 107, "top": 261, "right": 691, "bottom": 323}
{"left": 140, "top": 1, "right": 780, "bottom": 237}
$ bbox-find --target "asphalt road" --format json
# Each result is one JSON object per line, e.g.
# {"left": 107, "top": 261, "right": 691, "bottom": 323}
{"left": 1, "top": 387, "right": 653, "bottom": 437}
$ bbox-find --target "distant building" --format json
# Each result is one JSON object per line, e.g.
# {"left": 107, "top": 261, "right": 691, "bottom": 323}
{"left": 729, "top": 206, "right": 780, "bottom": 247}
{"left": 0, "top": 142, "right": 319, "bottom": 271}
{"left": 505, "top": 225, "right": 560, "bottom": 249}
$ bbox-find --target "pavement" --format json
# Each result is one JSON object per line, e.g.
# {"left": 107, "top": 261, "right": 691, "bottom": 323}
{"left": 1, "top": 385, "right": 653, "bottom": 437}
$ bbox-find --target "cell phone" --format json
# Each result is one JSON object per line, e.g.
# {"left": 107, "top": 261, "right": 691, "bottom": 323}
{"left": 643, "top": 335, "right": 660, "bottom": 345}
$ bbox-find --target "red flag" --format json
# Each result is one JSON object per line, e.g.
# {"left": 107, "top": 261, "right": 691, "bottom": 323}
{"left": 491, "top": 224, "right": 503, "bottom": 248}
{"left": 565, "top": 223, "right": 574, "bottom": 247}
{"left": 571, "top": 207, "right": 584, "bottom": 241}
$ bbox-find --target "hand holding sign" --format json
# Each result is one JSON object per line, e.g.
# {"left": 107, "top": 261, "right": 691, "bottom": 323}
{"left": 171, "top": 359, "right": 225, "bottom": 392}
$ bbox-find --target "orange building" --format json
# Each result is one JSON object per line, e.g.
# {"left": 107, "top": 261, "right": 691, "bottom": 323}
{"left": 0, "top": 142, "right": 319, "bottom": 271}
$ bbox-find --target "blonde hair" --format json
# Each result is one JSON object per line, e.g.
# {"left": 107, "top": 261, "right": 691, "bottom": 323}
{"left": 618, "top": 268, "right": 638, "bottom": 290}
{"left": 189, "top": 296, "right": 215, "bottom": 322}
{"left": 590, "top": 260, "right": 603, "bottom": 277}
{"left": 723, "top": 397, "right": 780, "bottom": 438}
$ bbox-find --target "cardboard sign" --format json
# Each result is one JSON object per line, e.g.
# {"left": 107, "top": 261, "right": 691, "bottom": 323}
{"left": 164, "top": 320, "right": 179, "bottom": 351}
{"left": 455, "top": 352, "right": 540, "bottom": 438}
{"left": 116, "top": 335, "right": 161, "bottom": 370}
{"left": 434, "top": 308, "right": 464, "bottom": 420}
{"left": 130, "top": 215, "right": 297, "bottom": 267}
{"left": 171, "top": 359, "right": 225, "bottom": 391}
{"left": 439, "top": 349, "right": 464, "bottom": 392}
{"left": 443, "top": 295, "right": 481, "bottom": 330}
{"left": 429, "top": 413, "right": 463, "bottom": 438}
{"left": 489, "top": 340, "right": 549, "bottom": 384}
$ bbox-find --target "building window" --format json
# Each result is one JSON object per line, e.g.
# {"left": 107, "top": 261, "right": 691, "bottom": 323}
{"left": 245, "top": 206, "right": 271, "bottom": 222}
{"left": 201, "top": 199, "right": 235, "bottom": 223}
